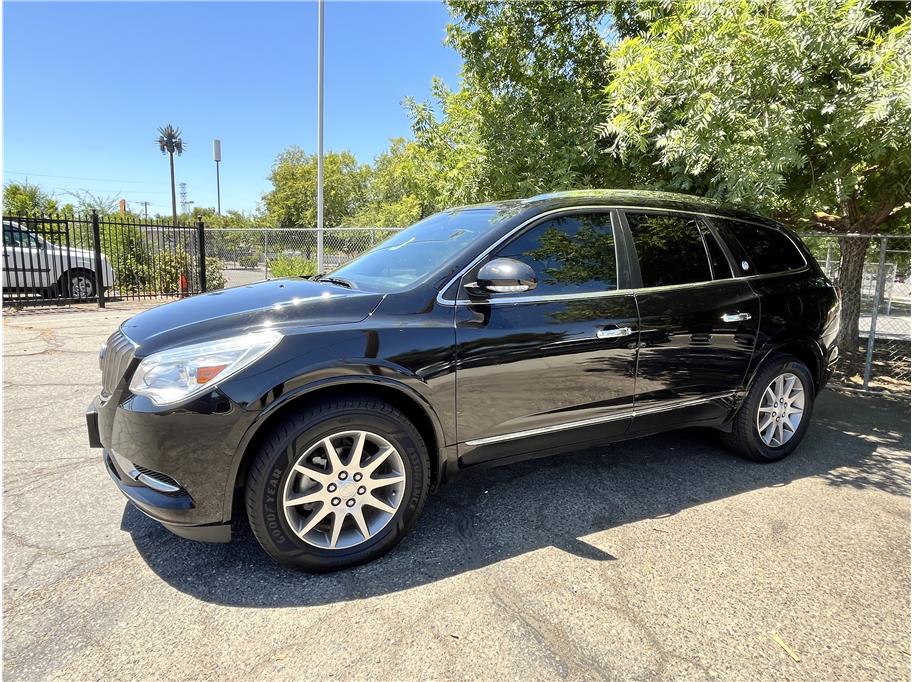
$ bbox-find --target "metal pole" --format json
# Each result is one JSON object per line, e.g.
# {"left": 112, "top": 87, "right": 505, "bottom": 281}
{"left": 197, "top": 217, "right": 207, "bottom": 293}
{"left": 862, "top": 237, "right": 888, "bottom": 390}
{"left": 316, "top": 0, "right": 325, "bottom": 275}
{"left": 215, "top": 161, "right": 221, "bottom": 216}
{"left": 824, "top": 241, "right": 832, "bottom": 277}
{"left": 90, "top": 210, "right": 105, "bottom": 309}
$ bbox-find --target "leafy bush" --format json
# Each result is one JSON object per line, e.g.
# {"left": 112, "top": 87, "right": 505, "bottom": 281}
{"left": 204, "top": 257, "right": 227, "bottom": 290}
{"left": 268, "top": 256, "right": 316, "bottom": 278}
{"left": 238, "top": 249, "right": 262, "bottom": 269}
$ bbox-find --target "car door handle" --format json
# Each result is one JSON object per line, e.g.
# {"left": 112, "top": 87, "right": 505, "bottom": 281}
{"left": 596, "top": 326, "right": 633, "bottom": 339}
{"left": 721, "top": 312, "right": 752, "bottom": 322}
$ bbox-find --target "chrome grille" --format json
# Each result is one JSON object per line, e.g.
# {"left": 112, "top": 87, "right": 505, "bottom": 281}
{"left": 101, "top": 330, "right": 136, "bottom": 395}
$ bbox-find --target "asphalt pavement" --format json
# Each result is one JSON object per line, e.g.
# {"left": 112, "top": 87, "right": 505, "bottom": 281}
{"left": 2, "top": 301, "right": 910, "bottom": 681}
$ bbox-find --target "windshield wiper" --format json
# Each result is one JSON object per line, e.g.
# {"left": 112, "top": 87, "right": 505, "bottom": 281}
{"left": 318, "top": 276, "right": 356, "bottom": 289}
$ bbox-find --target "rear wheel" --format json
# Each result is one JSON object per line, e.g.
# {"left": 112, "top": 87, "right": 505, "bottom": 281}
{"left": 245, "top": 397, "right": 430, "bottom": 571}
{"left": 722, "top": 355, "right": 815, "bottom": 462}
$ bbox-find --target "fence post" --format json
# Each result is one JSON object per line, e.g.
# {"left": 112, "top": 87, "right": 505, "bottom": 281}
{"left": 91, "top": 210, "right": 105, "bottom": 309}
{"left": 264, "top": 231, "right": 269, "bottom": 280}
{"left": 197, "top": 217, "right": 207, "bottom": 293}
{"left": 862, "top": 236, "right": 888, "bottom": 390}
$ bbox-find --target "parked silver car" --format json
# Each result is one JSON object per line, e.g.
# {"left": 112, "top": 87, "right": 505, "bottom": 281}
{"left": 2, "top": 220, "right": 114, "bottom": 299}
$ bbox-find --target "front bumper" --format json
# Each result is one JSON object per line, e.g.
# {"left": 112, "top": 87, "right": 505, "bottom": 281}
{"left": 87, "top": 391, "right": 256, "bottom": 543}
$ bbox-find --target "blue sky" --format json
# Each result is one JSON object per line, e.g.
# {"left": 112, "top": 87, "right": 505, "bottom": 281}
{"left": 2, "top": 1, "right": 462, "bottom": 216}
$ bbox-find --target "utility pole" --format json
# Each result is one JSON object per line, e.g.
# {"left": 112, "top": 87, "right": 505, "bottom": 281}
{"left": 213, "top": 139, "right": 222, "bottom": 215}
{"left": 140, "top": 201, "right": 150, "bottom": 220}
{"left": 179, "top": 182, "right": 189, "bottom": 214}
{"left": 316, "top": 0, "right": 325, "bottom": 274}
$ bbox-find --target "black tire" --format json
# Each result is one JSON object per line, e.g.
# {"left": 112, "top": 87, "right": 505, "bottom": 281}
{"left": 245, "top": 396, "right": 431, "bottom": 572}
{"left": 722, "top": 355, "right": 815, "bottom": 462}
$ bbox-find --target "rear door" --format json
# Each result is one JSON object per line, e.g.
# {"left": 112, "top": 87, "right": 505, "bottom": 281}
{"left": 454, "top": 210, "right": 639, "bottom": 464}
{"left": 620, "top": 210, "right": 760, "bottom": 432}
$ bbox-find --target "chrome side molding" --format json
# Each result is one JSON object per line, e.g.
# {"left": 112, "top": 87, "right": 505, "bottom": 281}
{"left": 464, "top": 391, "right": 739, "bottom": 446}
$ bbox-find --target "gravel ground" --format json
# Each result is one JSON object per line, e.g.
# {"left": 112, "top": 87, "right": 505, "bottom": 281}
{"left": 2, "top": 301, "right": 910, "bottom": 681}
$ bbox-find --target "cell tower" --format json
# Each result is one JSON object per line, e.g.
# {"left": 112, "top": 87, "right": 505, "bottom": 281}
{"left": 179, "top": 182, "right": 188, "bottom": 213}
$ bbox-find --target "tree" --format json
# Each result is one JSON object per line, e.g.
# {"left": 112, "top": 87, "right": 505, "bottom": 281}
{"left": 157, "top": 124, "right": 185, "bottom": 227}
{"left": 350, "top": 138, "right": 431, "bottom": 227}
{"left": 3, "top": 181, "right": 58, "bottom": 217}
{"left": 403, "top": 1, "right": 622, "bottom": 208}
{"left": 599, "top": 0, "right": 910, "bottom": 354}
{"left": 263, "top": 148, "right": 370, "bottom": 228}
{"left": 66, "top": 189, "right": 122, "bottom": 216}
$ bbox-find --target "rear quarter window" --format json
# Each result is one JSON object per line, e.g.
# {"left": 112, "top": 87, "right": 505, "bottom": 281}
{"left": 712, "top": 219, "right": 806, "bottom": 275}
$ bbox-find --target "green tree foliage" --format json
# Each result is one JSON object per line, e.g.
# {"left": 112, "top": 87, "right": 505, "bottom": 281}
{"left": 263, "top": 148, "right": 371, "bottom": 227}
{"left": 3, "top": 181, "right": 59, "bottom": 217}
{"left": 351, "top": 138, "right": 429, "bottom": 227}
{"left": 405, "top": 1, "right": 621, "bottom": 206}
{"left": 599, "top": 0, "right": 910, "bottom": 351}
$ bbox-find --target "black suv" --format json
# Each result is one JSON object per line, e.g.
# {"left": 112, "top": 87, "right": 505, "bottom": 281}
{"left": 87, "top": 190, "right": 840, "bottom": 571}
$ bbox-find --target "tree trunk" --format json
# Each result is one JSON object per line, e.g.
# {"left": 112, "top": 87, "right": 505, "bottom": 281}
{"left": 169, "top": 152, "right": 178, "bottom": 227}
{"left": 835, "top": 235, "right": 871, "bottom": 355}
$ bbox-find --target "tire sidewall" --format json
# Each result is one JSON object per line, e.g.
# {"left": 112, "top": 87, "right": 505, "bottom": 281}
{"left": 249, "top": 404, "right": 429, "bottom": 571}
{"left": 743, "top": 358, "right": 815, "bottom": 461}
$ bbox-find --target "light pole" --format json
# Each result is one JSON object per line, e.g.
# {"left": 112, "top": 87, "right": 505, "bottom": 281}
{"left": 213, "top": 139, "right": 222, "bottom": 216}
{"left": 316, "top": 0, "right": 325, "bottom": 274}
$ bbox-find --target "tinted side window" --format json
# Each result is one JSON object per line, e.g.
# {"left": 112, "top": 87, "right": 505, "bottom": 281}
{"left": 715, "top": 219, "right": 806, "bottom": 275}
{"left": 493, "top": 214, "right": 617, "bottom": 295}
{"left": 626, "top": 212, "right": 711, "bottom": 287}
{"left": 701, "top": 226, "right": 733, "bottom": 279}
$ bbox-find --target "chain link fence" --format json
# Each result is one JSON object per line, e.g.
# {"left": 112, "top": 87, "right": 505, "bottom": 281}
{"left": 204, "top": 227, "right": 402, "bottom": 289}
{"left": 804, "top": 232, "right": 910, "bottom": 393}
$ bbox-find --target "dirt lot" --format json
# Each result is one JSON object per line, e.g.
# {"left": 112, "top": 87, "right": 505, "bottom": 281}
{"left": 3, "top": 302, "right": 910, "bottom": 681}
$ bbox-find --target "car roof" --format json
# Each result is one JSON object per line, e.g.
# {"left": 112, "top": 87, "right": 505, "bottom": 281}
{"left": 460, "top": 189, "right": 782, "bottom": 228}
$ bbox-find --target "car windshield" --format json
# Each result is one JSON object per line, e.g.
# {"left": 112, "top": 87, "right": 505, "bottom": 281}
{"left": 325, "top": 207, "right": 503, "bottom": 292}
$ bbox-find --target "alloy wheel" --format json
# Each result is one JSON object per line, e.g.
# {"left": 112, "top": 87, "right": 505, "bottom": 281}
{"left": 283, "top": 430, "right": 406, "bottom": 550}
{"left": 756, "top": 372, "right": 805, "bottom": 448}
{"left": 71, "top": 274, "right": 94, "bottom": 299}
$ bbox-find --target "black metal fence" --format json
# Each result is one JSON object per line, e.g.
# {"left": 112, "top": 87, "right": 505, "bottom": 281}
{"left": 2, "top": 212, "right": 211, "bottom": 308}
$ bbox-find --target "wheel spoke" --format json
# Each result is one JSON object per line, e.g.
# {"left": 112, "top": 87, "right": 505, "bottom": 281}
{"left": 293, "top": 463, "right": 333, "bottom": 485}
{"left": 369, "top": 473, "right": 405, "bottom": 490}
{"left": 328, "top": 510, "right": 346, "bottom": 549}
{"left": 363, "top": 495, "right": 396, "bottom": 515}
{"left": 362, "top": 446, "right": 394, "bottom": 477}
{"left": 775, "top": 421, "right": 785, "bottom": 446}
{"left": 762, "top": 421, "right": 776, "bottom": 445}
{"left": 783, "top": 374, "right": 797, "bottom": 398}
{"left": 758, "top": 414, "right": 774, "bottom": 433}
{"left": 298, "top": 504, "right": 331, "bottom": 537}
{"left": 322, "top": 437, "right": 345, "bottom": 474}
{"left": 350, "top": 431, "right": 367, "bottom": 467}
{"left": 285, "top": 490, "right": 324, "bottom": 507}
{"left": 351, "top": 507, "right": 370, "bottom": 539}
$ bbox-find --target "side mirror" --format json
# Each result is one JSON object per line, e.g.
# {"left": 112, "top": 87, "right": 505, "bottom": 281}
{"left": 472, "top": 258, "right": 537, "bottom": 295}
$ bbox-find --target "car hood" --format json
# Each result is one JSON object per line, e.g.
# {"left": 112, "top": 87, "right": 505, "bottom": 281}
{"left": 121, "top": 278, "right": 384, "bottom": 355}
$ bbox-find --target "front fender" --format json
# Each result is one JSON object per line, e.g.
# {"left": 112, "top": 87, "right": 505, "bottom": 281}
{"left": 221, "top": 367, "right": 453, "bottom": 521}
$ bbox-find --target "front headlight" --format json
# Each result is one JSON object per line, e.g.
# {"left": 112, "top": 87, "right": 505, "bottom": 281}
{"left": 129, "top": 330, "right": 282, "bottom": 406}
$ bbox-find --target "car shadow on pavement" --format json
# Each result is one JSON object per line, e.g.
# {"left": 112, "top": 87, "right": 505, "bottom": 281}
{"left": 122, "top": 390, "right": 910, "bottom": 607}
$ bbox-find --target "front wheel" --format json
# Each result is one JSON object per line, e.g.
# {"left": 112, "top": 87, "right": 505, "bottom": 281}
{"left": 722, "top": 355, "right": 815, "bottom": 462}
{"left": 63, "top": 270, "right": 96, "bottom": 300}
{"left": 245, "top": 397, "right": 430, "bottom": 572}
